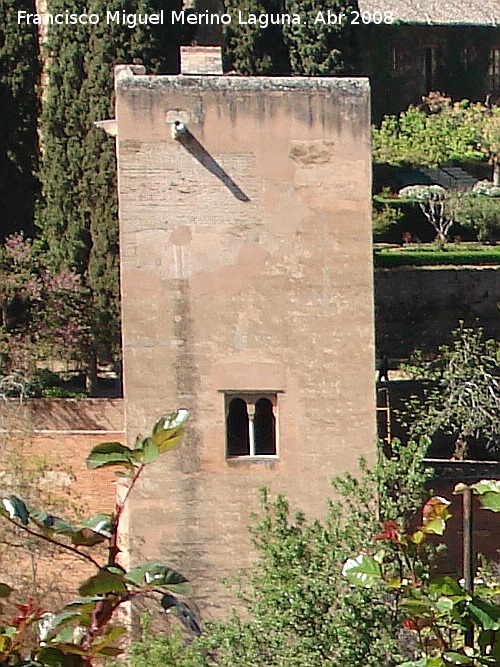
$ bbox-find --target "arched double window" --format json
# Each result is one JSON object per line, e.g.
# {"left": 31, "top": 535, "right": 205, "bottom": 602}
{"left": 226, "top": 394, "right": 277, "bottom": 457}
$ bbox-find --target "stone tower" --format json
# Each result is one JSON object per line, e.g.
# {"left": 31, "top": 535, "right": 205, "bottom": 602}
{"left": 111, "top": 50, "right": 374, "bottom": 615}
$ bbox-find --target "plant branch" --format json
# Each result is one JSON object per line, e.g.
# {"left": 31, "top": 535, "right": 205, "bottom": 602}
{"left": 4, "top": 515, "right": 101, "bottom": 569}
{"left": 108, "top": 463, "right": 145, "bottom": 566}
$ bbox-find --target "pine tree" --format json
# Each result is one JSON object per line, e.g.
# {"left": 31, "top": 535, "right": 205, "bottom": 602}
{"left": 0, "top": 0, "right": 40, "bottom": 241}
{"left": 39, "top": 0, "right": 185, "bottom": 386}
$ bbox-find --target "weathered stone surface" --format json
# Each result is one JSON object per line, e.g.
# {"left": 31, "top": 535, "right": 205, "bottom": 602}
{"left": 114, "top": 69, "right": 375, "bottom": 616}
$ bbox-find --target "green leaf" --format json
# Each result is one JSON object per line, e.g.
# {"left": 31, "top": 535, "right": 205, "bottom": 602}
{"left": 43, "top": 642, "right": 88, "bottom": 656}
{"left": 400, "top": 598, "right": 434, "bottom": 616}
{"left": 2, "top": 626, "right": 18, "bottom": 638}
{"left": 442, "top": 651, "right": 474, "bottom": 665}
{"left": 153, "top": 409, "right": 189, "bottom": 434}
{"left": 1, "top": 495, "right": 29, "bottom": 524}
{"left": 65, "top": 596, "right": 106, "bottom": 608}
{"left": 134, "top": 437, "right": 159, "bottom": 464}
{"left": 125, "top": 562, "right": 191, "bottom": 595}
{"left": 40, "top": 610, "right": 83, "bottom": 635}
{"left": 0, "top": 634, "right": 12, "bottom": 654}
{"left": 78, "top": 568, "right": 128, "bottom": 596}
{"left": 38, "top": 647, "right": 69, "bottom": 666}
{"left": 421, "top": 496, "right": 452, "bottom": 535}
{"left": 149, "top": 410, "right": 189, "bottom": 453}
{"left": 28, "top": 506, "right": 78, "bottom": 538}
{"left": 435, "top": 597, "right": 459, "bottom": 616}
{"left": 341, "top": 555, "right": 382, "bottom": 588}
{"left": 71, "top": 515, "right": 113, "bottom": 546}
{"left": 429, "top": 576, "right": 464, "bottom": 597}
{"left": 91, "top": 646, "right": 123, "bottom": 657}
{"left": 478, "top": 492, "right": 500, "bottom": 513}
{"left": 0, "top": 583, "right": 12, "bottom": 598}
{"left": 90, "top": 625, "right": 126, "bottom": 651}
{"left": 467, "top": 598, "right": 500, "bottom": 630}
{"left": 468, "top": 480, "right": 500, "bottom": 512}
{"left": 410, "top": 530, "right": 425, "bottom": 545}
{"left": 470, "top": 480, "right": 500, "bottom": 496}
{"left": 86, "top": 442, "right": 135, "bottom": 470}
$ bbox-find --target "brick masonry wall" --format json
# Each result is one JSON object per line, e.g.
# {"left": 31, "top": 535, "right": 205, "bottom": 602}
{"left": 0, "top": 399, "right": 124, "bottom": 598}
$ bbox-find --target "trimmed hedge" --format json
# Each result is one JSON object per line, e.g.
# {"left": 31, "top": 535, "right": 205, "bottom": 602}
{"left": 374, "top": 247, "right": 500, "bottom": 268}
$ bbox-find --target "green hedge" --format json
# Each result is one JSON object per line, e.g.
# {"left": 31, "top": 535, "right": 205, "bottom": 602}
{"left": 374, "top": 247, "right": 500, "bottom": 268}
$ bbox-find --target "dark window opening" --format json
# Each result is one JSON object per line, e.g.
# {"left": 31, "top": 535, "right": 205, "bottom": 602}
{"left": 424, "top": 47, "right": 439, "bottom": 91}
{"left": 489, "top": 47, "right": 500, "bottom": 91}
{"left": 254, "top": 398, "right": 276, "bottom": 455}
{"left": 227, "top": 397, "right": 249, "bottom": 456}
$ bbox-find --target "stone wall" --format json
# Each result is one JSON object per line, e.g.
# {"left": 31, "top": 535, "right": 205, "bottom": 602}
{"left": 114, "top": 67, "right": 374, "bottom": 616}
{"left": 375, "top": 267, "right": 500, "bottom": 358}
{"left": 0, "top": 398, "right": 124, "bottom": 512}
{"left": 0, "top": 399, "right": 124, "bottom": 596}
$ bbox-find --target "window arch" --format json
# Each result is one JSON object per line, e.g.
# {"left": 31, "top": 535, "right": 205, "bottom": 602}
{"left": 254, "top": 397, "right": 276, "bottom": 455}
{"left": 226, "top": 397, "right": 250, "bottom": 456}
{"left": 225, "top": 393, "right": 278, "bottom": 458}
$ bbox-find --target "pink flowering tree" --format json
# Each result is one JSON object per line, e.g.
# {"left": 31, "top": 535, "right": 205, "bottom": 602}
{"left": 0, "top": 234, "right": 92, "bottom": 390}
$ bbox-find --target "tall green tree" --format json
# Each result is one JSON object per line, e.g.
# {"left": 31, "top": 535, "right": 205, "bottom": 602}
{"left": 39, "top": 0, "right": 185, "bottom": 385}
{"left": 223, "top": 0, "right": 290, "bottom": 74}
{"left": 224, "top": 0, "right": 358, "bottom": 75}
{"left": 281, "top": 0, "right": 358, "bottom": 75}
{"left": 0, "top": 0, "right": 40, "bottom": 241}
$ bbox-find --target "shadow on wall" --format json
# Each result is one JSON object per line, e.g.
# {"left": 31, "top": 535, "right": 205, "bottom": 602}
{"left": 177, "top": 130, "right": 251, "bottom": 202}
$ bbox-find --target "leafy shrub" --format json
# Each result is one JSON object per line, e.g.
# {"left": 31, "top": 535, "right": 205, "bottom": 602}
{"left": 115, "top": 615, "right": 200, "bottom": 667}
{"left": 345, "top": 483, "right": 500, "bottom": 667}
{"left": 473, "top": 180, "right": 500, "bottom": 197}
{"left": 453, "top": 194, "right": 500, "bottom": 243}
{"left": 373, "top": 204, "right": 404, "bottom": 240}
{"left": 374, "top": 247, "right": 500, "bottom": 267}
{"left": 172, "top": 438, "right": 432, "bottom": 667}
{"left": 399, "top": 185, "right": 446, "bottom": 201}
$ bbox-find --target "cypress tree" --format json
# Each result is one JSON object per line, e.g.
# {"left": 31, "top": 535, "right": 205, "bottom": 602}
{"left": 224, "top": 0, "right": 359, "bottom": 75}
{"left": 0, "top": 0, "right": 40, "bottom": 241}
{"left": 39, "top": 0, "right": 184, "bottom": 386}
{"left": 282, "top": 0, "right": 359, "bottom": 75}
{"left": 40, "top": 2, "right": 89, "bottom": 272}
{"left": 224, "top": 0, "right": 290, "bottom": 74}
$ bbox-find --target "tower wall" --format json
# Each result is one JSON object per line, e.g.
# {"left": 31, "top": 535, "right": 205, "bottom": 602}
{"left": 114, "top": 68, "right": 374, "bottom": 615}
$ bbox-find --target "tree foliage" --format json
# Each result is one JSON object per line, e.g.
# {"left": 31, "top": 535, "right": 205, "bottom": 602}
{"left": 403, "top": 325, "right": 500, "bottom": 460}
{"left": 373, "top": 95, "right": 500, "bottom": 185}
{"left": 281, "top": 0, "right": 358, "bottom": 75}
{"left": 453, "top": 193, "right": 500, "bottom": 243}
{"left": 223, "top": 0, "right": 359, "bottom": 75}
{"left": 39, "top": 0, "right": 185, "bottom": 374}
{"left": 0, "top": 0, "right": 40, "bottom": 240}
{"left": 0, "top": 234, "right": 91, "bottom": 382}
{"left": 172, "top": 438, "right": 432, "bottom": 667}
